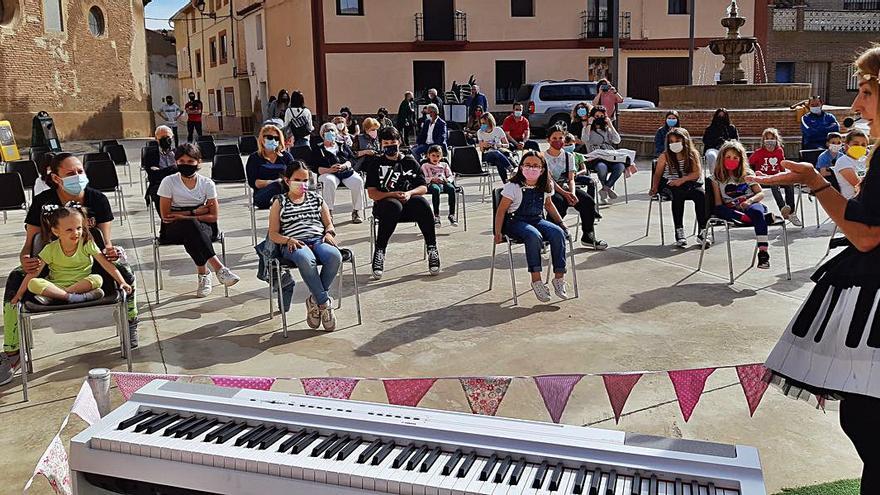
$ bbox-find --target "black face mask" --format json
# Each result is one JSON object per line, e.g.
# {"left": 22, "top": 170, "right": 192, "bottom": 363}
{"left": 593, "top": 117, "right": 607, "bottom": 127}
{"left": 383, "top": 145, "right": 399, "bottom": 157}
{"left": 189, "top": 95, "right": 196, "bottom": 101}
{"left": 159, "top": 136, "right": 173, "bottom": 150}
{"left": 166, "top": 100, "right": 174, "bottom": 105}
{"left": 177, "top": 164, "right": 198, "bottom": 177}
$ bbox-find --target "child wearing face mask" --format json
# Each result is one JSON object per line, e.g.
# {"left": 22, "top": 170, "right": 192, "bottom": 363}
{"left": 833, "top": 129, "right": 871, "bottom": 199}
{"left": 749, "top": 128, "right": 802, "bottom": 226}
{"left": 420, "top": 145, "right": 457, "bottom": 227}
{"left": 568, "top": 102, "right": 592, "bottom": 148}
{"left": 655, "top": 111, "right": 680, "bottom": 157}
{"left": 816, "top": 132, "right": 843, "bottom": 192}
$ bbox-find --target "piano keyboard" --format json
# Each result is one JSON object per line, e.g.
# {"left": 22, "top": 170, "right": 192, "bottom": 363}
{"left": 70, "top": 380, "right": 766, "bottom": 494}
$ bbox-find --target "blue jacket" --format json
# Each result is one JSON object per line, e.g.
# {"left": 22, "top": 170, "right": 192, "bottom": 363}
{"left": 417, "top": 117, "right": 448, "bottom": 147}
{"left": 801, "top": 111, "right": 839, "bottom": 150}
{"left": 468, "top": 92, "right": 488, "bottom": 114}
{"left": 654, "top": 126, "right": 672, "bottom": 157}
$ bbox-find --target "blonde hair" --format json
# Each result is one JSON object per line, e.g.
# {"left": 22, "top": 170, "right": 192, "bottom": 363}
{"left": 760, "top": 127, "right": 783, "bottom": 148}
{"left": 362, "top": 117, "right": 380, "bottom": 132}
{"left": 479, "top": 112, "right": 497, "bottom": 128}
{"left": 855, "top": 45, "right": 880, "bottom": 165}
{"left": 257, "top": 124, "right": 286, "bottom": 156}
{"left": 714, "top": 140, "right": 752, "bottom": 183}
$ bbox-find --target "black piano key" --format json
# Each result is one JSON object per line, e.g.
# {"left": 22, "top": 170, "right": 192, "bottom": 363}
{"left": 674, "top": 478, "right": 683, "bottom": 495}
{"left": 371, "top": 442, "right": 395, "bottom": 465}
{"left": 442, "top": 449, "right": 463, "bottom": 476}
{"left": 337, "top": 437, "right": 362, "bottom": 460}
{"left": 590, "top": 469, "right": 603, "bottom": 495}
{"left": 407, "top": 445, "right": 429, "bottom": 471}
{"left": 548, "top": 463, "right": 564, "bottom": 491}
{"left": 278, "top": 430, "right": 308, "bottom": 453}
{"left": 311, "top": 434, "right": 339, "bottom": 457}
{"left": 791, "top": 283, "right": 830, "bottom": 337}
{"left": 650, "top": 474, "right": 659, "bottom": 495}
{"left": 479, "top": 454, "right": 499, "bottom": 481}
{"left": 814, "top": 286, "right": 843, "bottom": 343}
{"left": 420, "top": 446, "right": 442, "bottom": 473}
{"left": 849, "top": 287, "right": 879, "bottom": 347}
{"left": 392, "top": 444, "right": 417, "bottom": 469}
{"left": 356, "top": 439, "right": 382, "bottom": 463}
{"left": 456, "top": 452, "right": 477, "bottom": 478}
{"left": 573, "top": 465, "right": 588, "bottom": 494}
{"left": 170, "top": 417, "right": 205, "bottom": 437}
{"left": 259, "top": 428, "right": 288, "bottom": 450}
{"left": 493, "top": 456, "right": 513, "bottom": 483}
{"left": 134, "top": 412, "right": 170, "bottom": 433}
{"left": 323, "top": 436, "right": 351, "bottom": 458}
{"left": 144, "top": 414, "right": 180, "bottom": 434}
{"left": 291, "top": 431, "right": 320, "bottom": 454}
{"left": 186, "top": 418, "right": 219, "bottom": 440}
{"left": 532, "top": 461, "right": 550, "bottom": 489}
{"left": 247, "top": 426, "right": 278, "bottom": 448}
{"left": 606, "top": 470, "right": 618, "bottom": 495}
{"left": 202, "top": 421, "right": 234, "bottom": 443}
{"left": 631, "top": 473, "right": 642, "bottom": 495}
{"left": 118, "top": 410, "right": 153, "bottom": 430}
{"left": 163, "top": 416, "right": 197, "bottom": 437}
{"left": 707, "top": 482, "right": 717, "bottom": 495}
{"left": 234, "top": 425, "right": 265, "bottom": 447}
{"left": 509, "top": 458, "right": 526, "bottom": 485}
{"left": 210, "top": 422, "right": 244, "bottom": 444}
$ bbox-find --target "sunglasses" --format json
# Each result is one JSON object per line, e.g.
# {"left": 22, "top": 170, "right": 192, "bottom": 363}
{"left": 263, "top": 135, "right": 280, "bottom": 142}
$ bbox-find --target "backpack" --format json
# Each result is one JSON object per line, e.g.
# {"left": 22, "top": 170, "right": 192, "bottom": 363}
{"left": 285, "top": 108, "right": 311, "bottom": 140}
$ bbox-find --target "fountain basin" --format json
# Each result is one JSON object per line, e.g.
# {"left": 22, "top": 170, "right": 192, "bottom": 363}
{"left": 659, "top": 83, "right": 812, "bottom": 110}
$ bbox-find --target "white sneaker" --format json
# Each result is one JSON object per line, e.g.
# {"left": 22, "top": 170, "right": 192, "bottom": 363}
{"left": 531, "top": 281, "right": 552, "bottom": 302}
{"left": 598, "top": 188, "right": 609, "bottom": 205}
{"left": 551, "top": 278, "right": 569, "bottom": 299}
{"left": 780, "top": 205, "right": 792, "bottom": 218}
{"left": 789, "top": 212, "right": 803, "bottom": 227}
{"left": 321, "top": 301, "right": 337, "bottom": 332}
{"left": 196, "top": 274, "right": 212, "bottom": 297}
{"left": 305, "top": 296, "right": 321, "bottom": 329}
{"left": 606, "top": 187, "right": 618, "bottom": 200}
{"left": 216, "top": 267, "right": 240, "bottom": 287}
{"left": 675, "top": 228, "right": 688, "bottom": 248}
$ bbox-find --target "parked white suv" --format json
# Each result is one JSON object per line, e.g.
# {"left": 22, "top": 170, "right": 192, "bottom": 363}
{"left": 514, "top": 80, "right": 655, "bottom": 133}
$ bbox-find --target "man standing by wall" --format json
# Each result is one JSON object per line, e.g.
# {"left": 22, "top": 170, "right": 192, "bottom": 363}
{"left": 157, "top": 95, "right": 184, "bottom": 146}
{"left": 184, "top": 92, "right": 204, "bottom": 143}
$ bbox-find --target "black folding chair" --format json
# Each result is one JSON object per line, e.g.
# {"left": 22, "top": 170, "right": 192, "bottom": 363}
{"left": 0, "top": 172, "right": 28, "bottom": 224}
{"left": 215, "top": 144, "right": 240, "bottom": 156}
{"left": 448, "top": 130, "right": 468, "bottom": 148}
{"left": 104, "top": 144, "right": 133, "bottom": 187}
{"left": 198, "top": 135, "right": 214, "bottom": 142}
{"left": 799, "top": 149, "right": 825, "bottom": 228}
{"left": 146, "top": 140, "right": 159, "bottom": 148}
{"left": 198, "top": 140, "right": 216, "bottom": 162}
{"left": 99, "top": 139, "right": 119, "bottom": 153}
{"left": 83, "top": 152, "right": 112, "bottom": 166}
{"left": 211, "top": 154, "right": 255, "bottom": 243}
{"left": 29, "top": 146, "right": 51, "bottom": 165}
{"left": 84, "top": 160, "right": 127, "bottom": 224}
{"left": 450, "top": 146, "right": 493, "bottom": 203}
{"left": 6, "top": 160, "right": 39, "bottom": 201}
{"left": 239, "top": 135, "right": 259, "bottom": 155}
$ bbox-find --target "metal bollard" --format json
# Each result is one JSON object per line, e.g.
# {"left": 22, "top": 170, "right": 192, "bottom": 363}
{"left": 87, "top": 368, "right": 112, "bottom": 417}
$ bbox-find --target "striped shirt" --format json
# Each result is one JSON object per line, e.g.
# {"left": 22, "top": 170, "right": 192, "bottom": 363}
{"left": 276, "top": 192, "right": 325, "bottom": 240}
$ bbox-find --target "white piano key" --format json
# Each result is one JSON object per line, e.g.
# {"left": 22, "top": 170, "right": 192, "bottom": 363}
{"left": 641, "top": 477, "right": 650, "bottom": 495}
{"left": 388, "top": 447, "right": 417, "bottom": 494}
{"left": 336, "top": 441, "right": 372, "bottom": 487}
{"left": 348, "top": 442, "right": 382, "bottom": 489}
{"left": 682, "top": 482, "right": 692, "bottom": 495}
{"left": 400, "top": 465, "right": 427, "bottom": 495}
{"left": 619, "top": 475, "right": 633, "bottom": 495}
{"left": 518, "top": 464, "right": 543, "bottom": 495}
{"left": 451, "top": 456, "right": 484, "bottom": 495}
{"left": 372, "top": 445, "right": 405, "bottom": 492}
{"left": 419, "top": 452, "right": 451, "bottom": 495}
{"left": 465, "top": 457, "right": 500, "bottom": 495}
{"left": 438, "top": 454, "right": 467, "bottom": 495}
{"left": 598, "top": 472, "right": 610, "bottom": 495}
{"left": 699, "top": 486, "right": 708, "bottom": 495}
{"left": 557, "top": 469, "right": 576, "bottom": 495}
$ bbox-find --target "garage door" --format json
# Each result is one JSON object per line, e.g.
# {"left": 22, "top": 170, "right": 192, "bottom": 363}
{"left": 626, "top": 57, "right": 689, "bottom": 104}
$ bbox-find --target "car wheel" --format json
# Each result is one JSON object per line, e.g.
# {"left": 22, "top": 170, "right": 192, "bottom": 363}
{"left": 547, "top": 114, "right": 570, "bottom": 133}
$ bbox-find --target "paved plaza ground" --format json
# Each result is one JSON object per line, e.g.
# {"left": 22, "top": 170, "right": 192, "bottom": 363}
{"left": 0, "top": 140, "right": 861, "bottom": 493}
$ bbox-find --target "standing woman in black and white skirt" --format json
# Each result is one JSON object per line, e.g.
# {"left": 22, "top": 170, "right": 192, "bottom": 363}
{"left": 755, "top": 46, "right": 880, "bottom": 495}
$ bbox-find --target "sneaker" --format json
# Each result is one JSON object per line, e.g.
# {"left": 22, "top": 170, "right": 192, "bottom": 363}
{"left": 427, "top": 246, "right": 441, "bottom": 275}
{"left": 371, "top": 249, "right": 385, "bottom": 280}
{"left": 531, "top": 281, "right": 552, "bottom": 302}
{"left": 128, "top": 317, "right": 140, "bottom": 349}
{"left": 757, "top": 250, "right": 770, "bottom": 269}
{"left": 197, "top": 274, "right": 212, "bottom": 297}
{"left": 305, "top": 296, "right": 321, "bottom": 329}
{"left": 697, "top": 234, "right": 713, "bottom": 249}
{"left": 352, "top": 210, "right": 363, "bottom": 224}
{"left": 434, "top": 216, "right": 441, "bottom": 227}
{"left": 598, "top": 188, "right": 609, "bottom": 205}
{"left": 789, "top": 212, "right": 803, "bottom": 227}
{"left": 216, "top": 267, "right": 240, "bottom": 287}
{"left": 321, "top": 301, "right": 337, "bottom": 332}
{"left": 551, "top": 278, "right": 569, "bottom": 299}
{"left": 606, "top": 187, "right": 619, "bottom": 200}
{"left": 0, "top": 352, "right": 21, "bottom": 386}
{"left": 674, "top": 228, "right": 688, "bottom": 248}
{"left": 448, "top": 214, "right": 458, "bottom": 226}
{"left": 77, "top": 288, "right": 104, "bottom": 302}
{"left": 33, "top": 294, "right": 54, "bottom": 305}
{"left": 780, "top": 205, "right": 792, "bottom": 219}
{"left": 581, "top": 233, "right": 608, "bottom": 250}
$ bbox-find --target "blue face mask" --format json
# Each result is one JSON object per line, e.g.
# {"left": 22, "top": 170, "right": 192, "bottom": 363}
{"left": 563, "top": 144, "right": 576, "bottom": 153}
{"left": 479, "top": 124, "right": 489, "bottom": 132}
{"left": 264, "top": 139, "right": 279, "bottom": 151}
{"left": 514, "top": 110, "right": 523, "bottom": 118}
{"left": 666, "top": 118, "right": 678, "bottom": 128}
{"left": 576, "top": 107, "right": 588, "bottom": 118}
{"left": 323, "top": 131, "right": 336, "bottom": 142}
{"left": 62, "top": 174, "right": 89, "bottom": 195}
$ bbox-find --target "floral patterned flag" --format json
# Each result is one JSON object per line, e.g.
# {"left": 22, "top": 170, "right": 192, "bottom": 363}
{"left": 113, "top": 372, "right": 179, "bottom": 400}
{"left": 211, "top": 375, "right": 276, "bottom": 391}
{"left": 70, "top": 381, "right": 100, "bottom": 426}
{"left": 24, "top": 434, "right": 71, "bottom": 495}
{"left": 301, "top": 377, "right": 359, "bottom": 399}
{"left": 601, "top": 373, "right": 643, "bottom": 424}
{"left": 383, "top": 378, "right": 437, "bottom": 407}
{"left": 736, "top": 364, "right": 769, "bottom": 417}
{"left": 533, "top": 375, "right": 584, "bottom": 423}
{"left": 668, "top": 368, "right": 716, "bottom": 422}
{"left": 460, "top": 377, "right": 512, "bottom": 416}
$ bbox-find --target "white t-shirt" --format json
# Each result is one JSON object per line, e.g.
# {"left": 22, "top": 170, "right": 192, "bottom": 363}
{"left": 157, "top": 173, "right": 218, "bottom": 209}
{"left": 478, "top": 127, "right": 507, "bottom": 147}
{"left": 501, "top": 182, "right": 551, "bottom": 214}
{"left": 159, "top": 103, "right": 182, "bottom": 126}
{"left": 544, "top": 150, "right": 572, "bottom": 183}
{"left": 426, "top": 120, "right": 436, "bottom": 145}
{"left": 833, "top": 154, "right": 867, "bottom": 200}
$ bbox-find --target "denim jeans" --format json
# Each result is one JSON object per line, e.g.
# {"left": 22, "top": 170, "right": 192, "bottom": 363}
{"left": 505, "top": 219, "right": 567, "bottom": 274}
{"left": 483, "top": 150, "right": 514, "bottom": 183}
{"left": 593, "top": 161, "right": 625, "bottom": 189}
{"left": 427, "top": 182, "right": 456, "bottom": 216}
{"left": 714, "top": 203, "right": 769, "bottom": 246}
{"left": 281, "top": 240, "right": 342, "bottom": 306}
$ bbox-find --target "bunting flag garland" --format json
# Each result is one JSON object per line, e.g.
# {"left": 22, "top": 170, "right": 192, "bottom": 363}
{"left": 668, "top": 368, "right": 716, "bottom": 422}
{"left": 533, "top": 374, "right": 584, "bottom": 423}
{"left": 735, "top": 364, "right": 769, "bottom": 417}
{"left": 25, "top": 434, "right": 71, "bottom": 495}
{"left": 113, "top": 372, "right": 180, "bottom": 400}
{"left": 601, "top": 373, "right": 643, "bottom": 424}
{"left": 211, "top": 375, "right": 276, "bottom": 391}
{"left": 383, "top": 378, "right": 437, "bottom": 407}
{"left": 460, "top": 377, "right": 511, "bottom": 416}
{"left": 301, "top": 377, "right": 359, "bottom": 399}
{"left": 70, "top": 381, "right": 101, "bottom": 426}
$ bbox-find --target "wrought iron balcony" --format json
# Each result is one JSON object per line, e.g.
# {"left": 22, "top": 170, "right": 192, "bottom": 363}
{"left": 579, "top": 10, "right": 631, "bottom": 39}
{"left": 804, "top": 9, "right": 880, "bottom": 31}
{"left": 414, "top": 11, "right": 467, "bottom": 42}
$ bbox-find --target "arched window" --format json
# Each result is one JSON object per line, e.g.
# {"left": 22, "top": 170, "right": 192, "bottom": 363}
{"left": 88, "top": 6, "right": 104, "bottom": 37}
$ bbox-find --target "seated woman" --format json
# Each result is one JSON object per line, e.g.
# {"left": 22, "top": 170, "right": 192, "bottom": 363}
{"left": 568, "top": 101, "right": 592, "bottom": 150}
{"left": 655, "top": 111, "right": 681, "bottom": 158}
{"left": 157, "top": 143, "right": 240, "bottom": 297}
{"left": 267, "top": 160, "right": 341, "bottom": 331}
{"left": 649, "top": 128, "right": 710, "bottom": 248}
{"left": 311, "top": 123, "right": 366, "bottom": 224}
{"left": 463, "top": 105, "right": 484, "bottom": 145}
{"left": 246, "top": 124, "right": 294, "bottom": 209}
{"left": 332, "top": 115, "right": 355, "bottom": 147}
{"left": 353, "top": 117, "right": 381, "bottom": 171}
{"left": 582, "top": 105, "right": 625, "bottom": 204}
{"left": 493, "top": 151, "right": 571, "bottom": 302}
{"left": 477, "top": 112, "right": 515, "bottom": 183}
{"left": 702, "top": 108, "right": 738, "bottom": 170}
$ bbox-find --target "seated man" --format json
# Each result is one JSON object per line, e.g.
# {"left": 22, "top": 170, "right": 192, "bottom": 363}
{"left": 502, "top": 102, "right": 540, "bottom": 152}
{"left": 145, "top": 125, "right": 180, "bottom": 212}
{"left": 411, "top": 104, "right": 447, "bottom": 161}
{"left": 801, "top": 95, "right": 840, "bottom": 150}
{"left": 364, "top": 126, "right": 441, "bottom": 280}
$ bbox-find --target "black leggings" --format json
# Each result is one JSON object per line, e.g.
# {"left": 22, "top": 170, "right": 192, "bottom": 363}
{"left": 669, "top": 182, "right": 708, "bottom": 231}
{"left": 373, "top": 196, "right": 436, "bottom": 250}
{"left": 550, "top": 188, "right": 596, "bottom": 240}
{"left": 160, "top": 219, "right": 217, "bottom": 266}
{"left": 840, "top": 393, "right": 880, "bottom": 494}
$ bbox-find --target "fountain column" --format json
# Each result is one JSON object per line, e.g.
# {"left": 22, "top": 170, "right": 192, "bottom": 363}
{"left": 709, "top": 0, "right": 756, "bottom": 85}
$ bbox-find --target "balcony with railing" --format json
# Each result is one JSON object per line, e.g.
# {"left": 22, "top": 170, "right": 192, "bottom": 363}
{"left": 579, "top": 11, "right": 631, "bottom": 39}
{"left": 414, "top": 11, "right": 467, "bottom": 42}
{"left": 773, "top": 7, "right": 880, "bottom": 32}
{"left": 843, "top": 0, "right": 880, "bottom": 10}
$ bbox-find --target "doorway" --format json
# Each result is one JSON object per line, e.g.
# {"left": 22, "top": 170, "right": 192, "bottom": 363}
{"left": 423, "top": 0, "right": 454, "bottom": 41}
{"left": 413, "top": 61, "right": 446, "bottom": 102}
{"left": 626, "top": 57, "right": 689, "bottom": 104}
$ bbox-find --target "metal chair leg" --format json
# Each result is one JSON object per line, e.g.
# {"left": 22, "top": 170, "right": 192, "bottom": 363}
{"left": 153, "top": 242, "right": 160, "bottom": 302}
{"left": 623, "top": 173, "right": 629, "bottom": 204}
{"left": 646, "top": 198, "right": 654, "bottom": 237}
{"left": 350, "top": 256, "right": 362, "bottom": 325}
{"left": 275, "top": 260, "right": 288, "bottom": 338}
{"left": 120, "top": 295, "right": 132, "bottom": 371}
{"left": 221, "top": 236, "right": 229, "bottom": 298}
{"left": 782, "top": 223, "right": 792, "bottom": 281}
{"left": 725, "top": 223, "right": 734, "bottom": 285}
{"left": 249, "top": 196, "right": 257, "bottom": 247}
{"left": 569, "top": 236, "right": 580, "bottom": 299}
{"left": 697, "top": 225, "right": 710, "bottom": 271}
{"left": 507, "top": 242, "right": 517, "bottom": 306}
{"left": 489, "top": 241, "right": 497, "bottom": 290}
{"left": 268, "top": 260, "right": 275, "bottom": 319}
{"left": 17, "top": 310, "right": 29, "bottom": 401}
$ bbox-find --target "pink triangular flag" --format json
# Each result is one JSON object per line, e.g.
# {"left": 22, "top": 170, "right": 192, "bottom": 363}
{"left": 210, "top": 375, "right": 276, "bottom": 391}
{"left": 736, "top": 364, "right": 769, "bottom": 416}
{"left": 601, "top": 373, "right": 643, "bottom": 423}
{"left": 113, "top": 372, "right": 179, "bottom": 400}
{"left": 383, "top": 378, "right": 437, "bottom": 407}
{"left": 24, "top": 434, "right": 71, "bottom": 495}
{"left": 71, "top": 381, "right": 101, "bottom": 426}
{"left": 301, "top": 378, "right": 359, "bottom": 399}
{"left": 668, "top": 368, "right": 715, "bottom": 422}
{"left": 533, "top": 375, "right": 584, "bottom": 423}
{"left": 460, "top": 377, "right": 511, "bottom": 416}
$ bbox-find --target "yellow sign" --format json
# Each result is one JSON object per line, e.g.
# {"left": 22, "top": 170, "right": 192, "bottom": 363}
{"left": 0, "top": 121, "right": 21, "bottom": 162}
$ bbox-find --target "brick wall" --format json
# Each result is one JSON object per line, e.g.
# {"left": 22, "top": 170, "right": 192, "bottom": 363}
{"left": 0, "top": 0, "right": 152, "bottom": 144}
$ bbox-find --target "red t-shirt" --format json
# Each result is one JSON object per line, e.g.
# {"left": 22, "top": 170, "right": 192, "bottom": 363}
{"left": 501, "top": 114, "right": 530, "bottom": 141}
{"left": 748, "top": 147, "right": 786, "bottom": 175}
{"left": 185, "top": 101, "right": 203, "bottom": 123}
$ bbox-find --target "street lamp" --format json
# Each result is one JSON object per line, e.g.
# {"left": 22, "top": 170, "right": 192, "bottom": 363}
{"left": 191, "top": 0, "right": 216, "bottom": 19}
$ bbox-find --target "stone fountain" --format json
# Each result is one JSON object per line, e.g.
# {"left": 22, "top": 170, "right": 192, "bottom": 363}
{"left": 708, "top": 0, "right": 756, "bottom": 85}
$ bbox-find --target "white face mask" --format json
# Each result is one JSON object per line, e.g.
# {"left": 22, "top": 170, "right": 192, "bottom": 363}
{"left": 764, "top": 140, "right": 777, "bottom": 149}
{"left": 669, "top": 142, "right": 684, "bottom": 154}
{"left": 829, "top": 143, "right": 843, "bottom": 153}
{"left": 336, "top": 122, "right": 345, "bottom": 131}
